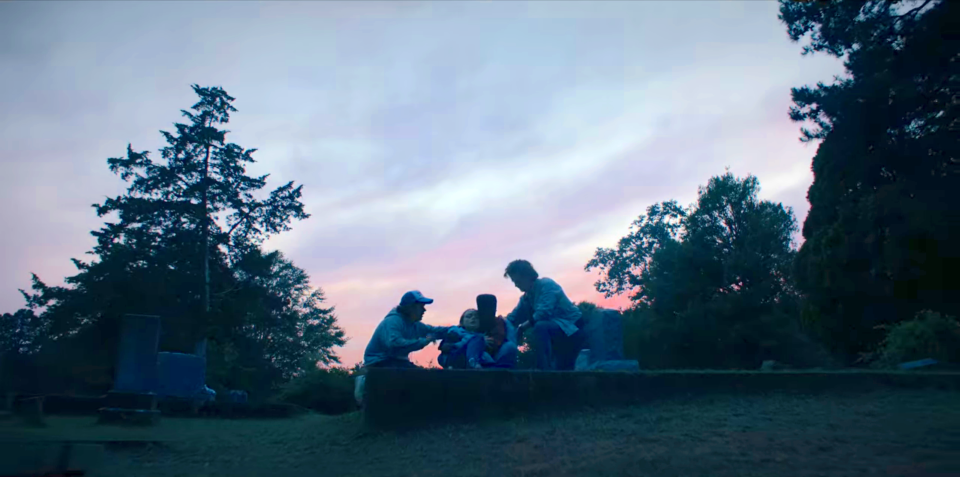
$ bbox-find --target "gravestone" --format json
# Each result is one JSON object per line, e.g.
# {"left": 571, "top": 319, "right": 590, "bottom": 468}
{"left": 156, "top": 352, "right": 206, "bottom": 399}
{"left": 98, "top": 314, "right": 161, "bottom": 425}
{"left": 576, "top": 308, "right": 639, "bottom": 371}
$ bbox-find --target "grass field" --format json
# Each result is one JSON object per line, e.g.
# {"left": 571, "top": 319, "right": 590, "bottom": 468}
{"left": 3, "top": 390, "right": 960, "bottom": 477}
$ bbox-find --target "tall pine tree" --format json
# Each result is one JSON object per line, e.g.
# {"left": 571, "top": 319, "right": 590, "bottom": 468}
{"left": 10, "top": 85, "right": 343, "bottom": 392}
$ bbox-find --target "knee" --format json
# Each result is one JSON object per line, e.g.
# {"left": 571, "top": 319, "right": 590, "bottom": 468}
{"left": 499, "top": 341, "right": 518, "bottom": 357}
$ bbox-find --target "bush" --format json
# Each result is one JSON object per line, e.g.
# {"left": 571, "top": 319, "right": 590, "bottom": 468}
{"left": 873, "top": 310, "right": 960, "bottom": 368}
{"left": 621, "top": 302, "right": 835, "bottom": 370}
{"left": 275, "top": 366, "right": 357, "bottom": 415}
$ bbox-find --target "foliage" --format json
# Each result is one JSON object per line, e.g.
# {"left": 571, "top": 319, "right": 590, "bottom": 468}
{"left": 871, "top": 310, "right": 960, "bottom": 367}
{"left": 588, "top": 173, "right": 829, "bottom": 369}
{"left": 781, "top": 0, "right": 960, "bottom": 360}
{"left": 3, "top": 85, "right": 344, "bottom": 393}
{"left": 275, "top": 366, "right": 358, "bottom": 415}
{"left": 585, "top": 201, "right": 685, "bottom": 301}
{"left": 0, "top": 308, "right": 46, "bottom": 355}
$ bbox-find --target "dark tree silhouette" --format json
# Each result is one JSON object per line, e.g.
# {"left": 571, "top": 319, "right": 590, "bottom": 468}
{"left": 780, "top": 0, "right": 960, "bottom": 360}
{"left": 6, "top": 85, "right": 343, "bottom": 392}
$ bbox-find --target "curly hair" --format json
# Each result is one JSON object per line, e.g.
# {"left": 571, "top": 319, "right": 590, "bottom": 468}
{"left": 504, "top": 259, "right": 538, "bottom": 280}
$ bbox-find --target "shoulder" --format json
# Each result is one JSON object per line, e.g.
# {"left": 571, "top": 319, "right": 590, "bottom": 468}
{"left": 538, "top": 277, "right": 561, "bottom": 290}
{"left": 382, "top": 310, "right": 404, "bottom": 325}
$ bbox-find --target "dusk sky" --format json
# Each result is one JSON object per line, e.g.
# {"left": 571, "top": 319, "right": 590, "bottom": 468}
{"left": 0, "top": 1, "right": 843, "bottom": 367}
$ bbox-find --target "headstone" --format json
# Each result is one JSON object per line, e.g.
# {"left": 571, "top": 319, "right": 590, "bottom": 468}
{"left": 156, "top": 352, "right": 206, "bottom": 399}
{"left": 112, "top": 314, "right": 161, "bottom": 393}
{"left": 583, "top": 307, "right": 625, "bottom": 363}
{"left": 576, "top": 308, "right": 638, "bottom": 371}
{"left": 99, "top": 314, "right": 162, "bottom": 425}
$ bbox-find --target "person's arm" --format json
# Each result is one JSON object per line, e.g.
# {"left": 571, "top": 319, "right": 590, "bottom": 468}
{"left": 504, "top": 294, "right": 531, "bottom": 327}
{"left": 385, "top": 319, "right": 432, "bottom": 354}
{"left": 417, "top": 322, "right": 451, "bottom": 337}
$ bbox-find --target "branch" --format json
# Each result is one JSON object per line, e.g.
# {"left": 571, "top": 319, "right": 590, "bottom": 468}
{"left": 226, "top": 203, "right": 262, "bottom": 237}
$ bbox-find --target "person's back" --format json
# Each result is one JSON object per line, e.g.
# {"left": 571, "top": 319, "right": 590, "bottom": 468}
{"left": 363, "top": 291, "right": 447, "bottom": 368}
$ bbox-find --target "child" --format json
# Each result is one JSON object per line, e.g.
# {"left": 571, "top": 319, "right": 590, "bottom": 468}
{"left": 476, "top": 293, "right": 517, "bottom": 368}
{"left": 437, "top": 309, "right": 487, "bottom": 369}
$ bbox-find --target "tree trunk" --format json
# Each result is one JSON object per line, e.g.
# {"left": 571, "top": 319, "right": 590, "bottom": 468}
{"left": 198, "top": 140, "right": 213, "bottom": 358}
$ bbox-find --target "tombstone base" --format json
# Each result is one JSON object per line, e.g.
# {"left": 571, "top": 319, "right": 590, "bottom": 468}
{"left": 98, "top": 391, "right": 160, "bottom": 425}
{"left": 104, "top": 391, "right": 158, "bottom": 410}
{"left": 97, "top": 407, "right": 160, "bottom": 426}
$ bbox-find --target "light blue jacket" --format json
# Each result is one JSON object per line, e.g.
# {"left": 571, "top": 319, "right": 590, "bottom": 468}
{"left": 363, "top": 307, "right": 449, "bottom": 366}
{"left": 505, "top": 277, "right": 582, "bottom": 336}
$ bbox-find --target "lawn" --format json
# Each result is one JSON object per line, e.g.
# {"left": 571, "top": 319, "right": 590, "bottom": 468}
{"left": 3, "top": 390, "right": 959, "bottom": 477}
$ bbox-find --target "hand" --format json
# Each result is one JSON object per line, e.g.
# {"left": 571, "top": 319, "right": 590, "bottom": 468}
{"left": 484, "top": 336, "right": 496, "bottom": 348}
{"left": 425, "top": 333, "right": 437, "bottom": 343}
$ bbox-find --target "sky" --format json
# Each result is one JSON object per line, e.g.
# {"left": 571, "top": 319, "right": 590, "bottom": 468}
{"left": 0, "top": 1, "right": 843, "bottom": 367}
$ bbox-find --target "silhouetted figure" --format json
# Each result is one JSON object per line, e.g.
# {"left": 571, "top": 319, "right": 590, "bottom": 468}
{"left": 503, "top": 260, "right": 584, "bottom": 370}
{"left": 363, "top": 291, "right": 449, "bottom": 368}
{"left": 476, "top": 294, "right": 518, "bottom": 368}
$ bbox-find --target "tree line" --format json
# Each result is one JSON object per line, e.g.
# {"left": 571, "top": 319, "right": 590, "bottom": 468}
{"left": 587, "top": 0, "right": 960, "bottom": 369}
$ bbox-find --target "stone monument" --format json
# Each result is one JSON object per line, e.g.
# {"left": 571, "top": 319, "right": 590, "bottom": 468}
{"left": 98, "top": 314, "right": 162, "bottom": 425}
{"left": 575, "top": 307, "right": 640, "bottom": 371}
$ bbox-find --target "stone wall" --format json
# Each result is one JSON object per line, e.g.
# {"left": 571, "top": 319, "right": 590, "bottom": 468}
{"left": 362, "top": 368, "right": 960, "bottom": 429}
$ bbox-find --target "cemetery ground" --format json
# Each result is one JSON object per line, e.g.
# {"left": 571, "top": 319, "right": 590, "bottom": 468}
{"left": 3, "top": 389, "right": 960, "bottom": 477}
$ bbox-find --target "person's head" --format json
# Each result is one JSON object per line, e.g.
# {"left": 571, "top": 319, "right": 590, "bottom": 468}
{"left": 460, "top": 308, "right": 480, "bottom": 332}
{"left": 397, "top": 290, "right": 434, "bottom": 322}
{"left": 504, "top": 259, "right": 538, "bottom": 293}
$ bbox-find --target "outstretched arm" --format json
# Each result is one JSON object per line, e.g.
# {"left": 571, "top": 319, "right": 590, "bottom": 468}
{"left": 385, "top": 319, "right": 432, "bottom": 354}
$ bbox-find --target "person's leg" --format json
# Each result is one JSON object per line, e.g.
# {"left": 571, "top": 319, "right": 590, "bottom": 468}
{"left": 492, "top": 341, "right": 518, "bottom": 368}
{"left": 463, "top": 335, "right": 486, "bottom": 368}
{"left": 554, "top": 328, "right": 586, "bottom": 371}
{"left": 532, "top": 320, "right": 564, "bottom": 370}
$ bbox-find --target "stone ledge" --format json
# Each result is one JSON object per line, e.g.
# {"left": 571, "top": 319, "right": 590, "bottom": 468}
{"left": 362, "top": 368, "right": 960, "bottom": 429}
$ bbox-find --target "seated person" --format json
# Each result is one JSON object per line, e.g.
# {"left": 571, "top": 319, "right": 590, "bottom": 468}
{"left": 363, "top": 290, "right": 449, "bottom": 369}
{"left": 438, "top": 295, "right": 520, "bottom": 369}
{"left": 438, "top": 309, "right": 487, "bottom": 369}
{"left": 476, "top": 293, "right": 518, "bottom": 368}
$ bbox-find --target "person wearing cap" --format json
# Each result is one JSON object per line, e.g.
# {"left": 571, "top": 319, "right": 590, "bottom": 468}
{"left": 503, "top": 259, "right": 585, "bottom": 370}
{"left": 363, "top": 290, "right": 450, "bottom": 368}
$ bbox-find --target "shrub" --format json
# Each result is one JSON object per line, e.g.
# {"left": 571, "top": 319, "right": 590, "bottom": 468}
{"left": 275, "top": 366, "right": 357, "bottom": 415}
{"left": 621, "top": 302, "right": 835, "bottom": 370}
{"left": 873, "top": 310, "right": 960, "bottom": 368}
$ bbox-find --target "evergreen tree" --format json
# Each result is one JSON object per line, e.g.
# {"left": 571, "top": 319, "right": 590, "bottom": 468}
{"left": 780, "top": 0, "right": 959, "bottom": 360}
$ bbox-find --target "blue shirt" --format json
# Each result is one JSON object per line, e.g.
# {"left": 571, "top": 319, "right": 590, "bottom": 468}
{"left": 505, "top": 277, "right": 582, "bottom": 336}
{"left": 363, "top": 307, "right": 449, "bottom": 366}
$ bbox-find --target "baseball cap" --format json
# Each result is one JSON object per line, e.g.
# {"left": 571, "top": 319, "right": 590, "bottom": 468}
{"left": 400, "top": 290, "right": 434, "bottom": 306}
